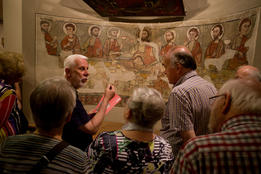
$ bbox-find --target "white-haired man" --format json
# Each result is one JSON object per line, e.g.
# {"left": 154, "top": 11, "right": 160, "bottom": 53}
{"left": 171, "top": 78, "right": 261, "bottom": 174}
{"left": 235, "top": 65, "right": 261, "bottom": 81}
{"left": 62, "top": 54, "right": 115, "bottom": 151}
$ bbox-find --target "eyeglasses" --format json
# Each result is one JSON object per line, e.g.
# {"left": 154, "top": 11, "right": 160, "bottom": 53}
{"left": 209, "top": 94, "right": 226, "bottom": 100}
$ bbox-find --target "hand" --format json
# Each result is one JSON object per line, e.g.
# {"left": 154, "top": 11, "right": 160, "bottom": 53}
{"left": 104, "top": 84, "right": 115, "bottom": 102}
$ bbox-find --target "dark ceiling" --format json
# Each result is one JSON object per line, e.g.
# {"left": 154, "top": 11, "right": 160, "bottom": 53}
{"left": 83, "top": 0, "right": 185, "bottom": 22}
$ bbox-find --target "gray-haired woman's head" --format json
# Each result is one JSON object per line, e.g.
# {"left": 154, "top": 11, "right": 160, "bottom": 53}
{"left": 127, "top": 87, "right": 165, "bottom": 128}
{"left": 30, "top": 77, "right": 76, "bottom": 131}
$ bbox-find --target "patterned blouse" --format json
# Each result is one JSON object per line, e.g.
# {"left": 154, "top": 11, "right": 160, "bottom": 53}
{"left": 87, "top": 130, "right": 174, "bottom": 174}
{"left": 0, "top": 82, "right": 28, "bottom": 143}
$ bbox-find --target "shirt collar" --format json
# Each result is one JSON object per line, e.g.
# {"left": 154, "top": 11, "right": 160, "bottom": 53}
{"left": 220, "top": 114, "right": 261, "bottom": 131}
{"left": 174, "top": 70, "right": 197, "bottom": 87}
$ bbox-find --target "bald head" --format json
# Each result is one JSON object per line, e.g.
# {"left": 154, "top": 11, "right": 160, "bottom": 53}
{"left": 235, "top": 65, "right": 261, "bottom": 82}
{"left": 172, "top": 45, "right": 193, "bottom": 57}
{"left": 167, "top": 45, "right": 196, "bottom": 70}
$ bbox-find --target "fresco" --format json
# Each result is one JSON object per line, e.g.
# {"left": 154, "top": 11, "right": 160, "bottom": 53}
{"left": 36, "top": 8, "right": 260, "bottom": 106}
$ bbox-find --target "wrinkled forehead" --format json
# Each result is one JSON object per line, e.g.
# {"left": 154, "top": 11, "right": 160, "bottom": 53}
{"left": 74, "top": 58, "right": 88, "bottom": 67}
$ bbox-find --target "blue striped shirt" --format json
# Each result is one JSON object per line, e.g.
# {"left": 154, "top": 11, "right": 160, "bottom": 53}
{"left": 160, "top": 71, "right": 217, "bottom": 158}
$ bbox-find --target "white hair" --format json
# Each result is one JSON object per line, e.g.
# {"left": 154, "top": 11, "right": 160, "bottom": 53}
{"left": 127, "top": 87, "right": 165, "bottom": 128}
{"left": 219, "top": 79, "right": 261, "bottom": 114}
{"left": 64, "top": 54, "right": 88, "bottom": 69}
{"left": 236, "top": 65, "right": 261, "bottom": 82}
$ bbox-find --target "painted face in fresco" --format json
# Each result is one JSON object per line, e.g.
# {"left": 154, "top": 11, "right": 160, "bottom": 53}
{"left": 91, "top": 27, "right": 100, "bottom": 37}
{"left": 212, "top": 26, "right": 221, "bottom": 40}
{"left": 240, "top": 21, "right": 251, "bottom": 36}
{"left": 66, "top": 26, "right": 74, "bottom": 35}
{"left": 141, "top": 30, "right": 149, "bottom": 41}
{"left": 111, "top": 30, "right": 118, "bottom": 37}
{"left": 189, "top": 30, "right": 198, "bottom": 41}
{"left": 41, "top": 23, "right": 49, "bottom": 32}
{"left": 165, "top": 31, "right": 174, "bottom": 42}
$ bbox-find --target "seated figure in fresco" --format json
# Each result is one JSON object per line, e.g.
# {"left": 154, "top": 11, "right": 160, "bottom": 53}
{"left": 160, "top": 30, "right": 177, "bottom": 59}
{"left": 87, "top": 87, "right": 174, "bottom": 173}
{"left": 227, "top": 18, "right": 252, "bottom": 69}
{"left": 205, "top": 24, "right": 225, "bottom": 59}
{"left": 60, "top": 23, "right": 81, "bottom": 67}
{"left": 132, "top": 27, "right": 159, "bottom": 66}
{"left": 40, "top": 20, "right": 58, "bottom": 56}
{"left": 184, "top": 27, "right": 202, "bottom": 66}
{"left": 83, "top": 25, "right": 103, "bottom": 58}
{"left": 103, "top": 27, "right": 121, "bottom": 59}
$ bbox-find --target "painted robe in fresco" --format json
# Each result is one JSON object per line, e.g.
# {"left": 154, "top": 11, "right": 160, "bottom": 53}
{"left": 83, "top": 37, "right": 103, "bottom": 58}
{"left": 227, "top": 35, "right": 249, "bottom": 69}
{"left": 205, "top": 40, "right": 225, "bottom": 59}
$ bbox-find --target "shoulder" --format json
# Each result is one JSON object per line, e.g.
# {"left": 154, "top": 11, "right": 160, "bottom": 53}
{"left": 180, "top": 133, "right": 222, "bottom": 157}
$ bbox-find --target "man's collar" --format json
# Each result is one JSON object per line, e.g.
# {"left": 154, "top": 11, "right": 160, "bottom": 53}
{"left": 174, "top": 70, "right": 197, "bottom": 87}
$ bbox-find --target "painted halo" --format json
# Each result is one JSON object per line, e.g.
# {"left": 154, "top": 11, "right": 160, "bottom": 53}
{"left": 63, "top": 22, "right": 77, "bottom": 35}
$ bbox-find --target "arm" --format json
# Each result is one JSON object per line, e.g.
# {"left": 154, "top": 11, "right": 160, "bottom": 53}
{"left": 79, "top": 85, "right": 115, "bottom": 134}
{"left": 168, "top": 91, "right": 195, "bottom": 156}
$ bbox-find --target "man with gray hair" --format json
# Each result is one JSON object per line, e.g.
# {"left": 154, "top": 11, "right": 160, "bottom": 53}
{"left": 235, "top": 65, "right": 261, "bottom": 81}
{"left": 172, "top": 78, "right": 261, "bottom": 174}
{"left": 160, "top": 46, "right": 217, "bottom": 158}
{"left": 62, "top": 54, "right": 115, "bottom": 151}
{"left": 0, "top": 77, "right": 90, "bottom": 173}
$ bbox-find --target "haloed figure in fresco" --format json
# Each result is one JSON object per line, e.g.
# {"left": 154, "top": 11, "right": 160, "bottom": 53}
{"left": 160, "top": 30, "right": 177, "bottom": 59}
{"left": 184, "top": 27, "right": 202, "bottom": 66}
{"left": 132, "top": 27, "right": 158, "bottom": 66}
{"left": 205, "top": 24, "right": 225, "bottom": 59}
{"left": 59, "top": 23, "right": 81, "bottom": 67}
{"left": 83, "top": 25, "right": 103, "bottom": 58}
{"left": 103, "top": 27, "right": 121, "bottom": 58}
{"left": 227, "top": 18, "right": 252, "bottom": 69}
{"left": 40, "top": 20, "right": 58, "bottom": 56}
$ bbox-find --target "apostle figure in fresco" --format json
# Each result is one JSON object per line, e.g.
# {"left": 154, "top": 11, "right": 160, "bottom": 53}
{"left": 103, "top": 27, "right": 121, "bottom": 58}
{"left": 59, "top": 23, "right": 81, "bottom": 67}
{"left": 184, "top": 27, "right": 202, "bottom": 66}
{"left": 205, "top": 24, "right": 225, "bottom": 59}
{"left": 160, "top": 30, "right": 176, "bottom": 59}
{"left": 132, "top": 27, "right": 158, "bottom": 66}
{"left": 83, "top": 25, "right": 103, "bottom": 58}
{"left": 40, "top": 20, "right": 58, "bottom": 56}
{"left": 227, "top": 18, "right": 252, "bottom": 69}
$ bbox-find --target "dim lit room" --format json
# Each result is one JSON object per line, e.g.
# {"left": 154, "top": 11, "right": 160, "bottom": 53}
{"left": 1, "top": 0, "right": 261, "bottom": 173}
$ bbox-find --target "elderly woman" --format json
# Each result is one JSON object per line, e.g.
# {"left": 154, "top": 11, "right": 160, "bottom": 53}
{"left": 87, "top": 87, "right": 174, "bottom": 173}
{"left": 0, "top": 51, "right": 28, "bottom": 143}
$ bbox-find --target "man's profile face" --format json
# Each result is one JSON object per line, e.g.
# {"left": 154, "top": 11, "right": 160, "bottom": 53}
{"left": 162, "top": 55, "right": 179, "bottom": 85}
{"left": 68, "top": 58, "right": 89, "bottom": 89}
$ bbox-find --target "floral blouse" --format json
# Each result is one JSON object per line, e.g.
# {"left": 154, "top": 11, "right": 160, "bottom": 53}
{"left": 87, "top": 130, "right": 174, "bottom": 174}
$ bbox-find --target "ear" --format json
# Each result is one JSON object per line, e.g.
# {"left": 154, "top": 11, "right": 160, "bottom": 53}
{"left": 65, "top": 68, "right": 71, "bottom": 79}
{"left": 176, "top": 63, "right": 183, "bottom": 74}
{"left": 65, "top": 112, "right": 72, "bottom": 123}
{"left": 222, "top": 93, "right": 231, "bottom": 114}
